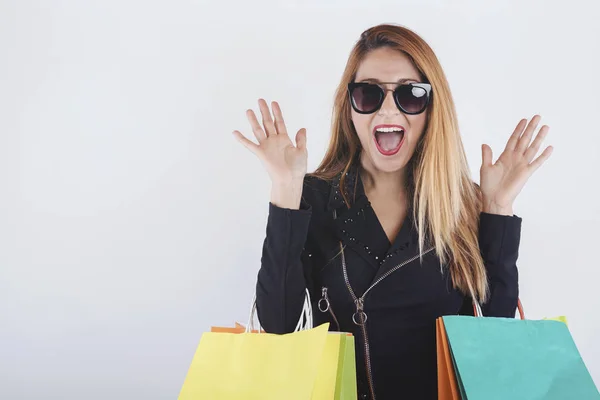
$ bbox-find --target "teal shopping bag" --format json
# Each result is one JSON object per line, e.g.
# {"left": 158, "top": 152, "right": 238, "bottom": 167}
{"left": 441, "top": 315, "right": 599, "bottom": 400}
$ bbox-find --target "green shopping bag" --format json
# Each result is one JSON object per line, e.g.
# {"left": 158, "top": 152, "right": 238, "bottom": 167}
{"left": 334, "top": 332, "right": 358, "bottom": 399}
{"left": 440, "top": 313, "right": 599, "bottom": 400}
{"left": 312, "top": 331, "right": 357, "bottom": 400}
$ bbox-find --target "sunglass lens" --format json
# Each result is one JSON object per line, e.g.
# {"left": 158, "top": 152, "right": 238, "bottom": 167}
{"left": 351, "top": 84, "right": 383, "bottom": 113}
{"left": 395, "top": 85, "right": 429, "bottom": 114}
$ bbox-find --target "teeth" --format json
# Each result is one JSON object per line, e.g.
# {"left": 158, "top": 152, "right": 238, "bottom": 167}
{"left": 375, "top": 127, "right": 403, "bottom": 133}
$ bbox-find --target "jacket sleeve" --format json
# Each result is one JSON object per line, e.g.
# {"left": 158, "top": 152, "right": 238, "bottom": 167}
{"left": 479, "top": 211, "right": 522, "bottom": 318}
{"left": 255, "top": 198, "right": 312, "bottom": 334}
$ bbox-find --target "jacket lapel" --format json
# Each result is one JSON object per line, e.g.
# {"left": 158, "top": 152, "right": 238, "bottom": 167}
{"left": 328, "top": 165, "right": 384, "bottom": 270}
{"left": 326, "top": 162, "right": 430, "bottom": 281}
{"left": 371, "top": 207, "right": 424, "bottom": 282}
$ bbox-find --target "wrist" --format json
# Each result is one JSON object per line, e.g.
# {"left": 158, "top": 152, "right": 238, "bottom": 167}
{"left": 482, "top": 203, "right": 514, "bottom": 216}
{"left": 270, "top": 179, "right": 304, "bottom": 210}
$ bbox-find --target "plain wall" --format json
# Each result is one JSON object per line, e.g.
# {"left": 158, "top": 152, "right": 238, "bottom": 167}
{"left": 1, "top": 0, "right": 598, "bottom": 398}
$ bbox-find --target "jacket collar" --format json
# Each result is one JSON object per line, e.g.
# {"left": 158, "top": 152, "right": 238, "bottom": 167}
{"left": 326, "top": 159, "right": 426, "bottom": 279}
{"left": 326, "top": 158, "right": 366, "bottom": 212}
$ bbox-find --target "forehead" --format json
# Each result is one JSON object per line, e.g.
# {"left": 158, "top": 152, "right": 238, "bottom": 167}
{"left": 354, "top": 47, "right": 422, "bottom": 82}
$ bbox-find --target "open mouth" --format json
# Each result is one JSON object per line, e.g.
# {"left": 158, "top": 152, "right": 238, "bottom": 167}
{"left": 373, "top": 125, "right": 405, "bottom": 156}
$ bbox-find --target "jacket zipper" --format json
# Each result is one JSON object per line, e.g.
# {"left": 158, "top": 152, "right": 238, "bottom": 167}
{"left": 339, "top": 241, "right": 435, "bottom": 400}
{"left": 318, "top": 286, "right": 341, "bottom": 331}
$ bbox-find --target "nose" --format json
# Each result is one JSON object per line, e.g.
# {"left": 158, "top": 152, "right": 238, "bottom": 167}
{"left": 378, "top": 88, "right": 399, "bottom": 116}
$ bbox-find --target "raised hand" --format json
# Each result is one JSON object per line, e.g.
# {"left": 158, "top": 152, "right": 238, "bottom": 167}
{"left": 480, "top": 115, "right": 554, "bottom": 216}
{"left": 233, "top": 99, "right": 307, "bottom": 209}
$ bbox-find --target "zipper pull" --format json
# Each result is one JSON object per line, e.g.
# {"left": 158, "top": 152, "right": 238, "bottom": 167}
{"left": 318, "top": 286, "right": 330, "bottom": 312}
{"left": 353, "top": 298, "right": 368, "bottom": 325}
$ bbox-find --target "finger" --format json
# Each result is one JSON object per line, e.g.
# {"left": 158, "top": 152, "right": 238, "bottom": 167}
{"left": 295, "top": 128, "right": 307, "bottom": 150}
{"left": 516, "top": 115, "right": 541, "bottom": 153}
{"left": 258, "top": 98, "right": 277, "bottom": 137}
{"left": 272, "top": 101, "right": 288, "bottom": 136}
{"left": 481, "top": 144, "right": 493, "bottom": 168}
{"left": 233, "top": 130, "right": 260, "bottom": 154}
{"left": 524, "top": 125, "right": 550, "bottom": 162}
{"left": 505, "top": 118, "right": 527, "bottom": 151}
{"left": 247, "top": 109, "right": 266, "bottom": 143}
{"left": 529, "top": 145, "right": 553, "bottom": 172}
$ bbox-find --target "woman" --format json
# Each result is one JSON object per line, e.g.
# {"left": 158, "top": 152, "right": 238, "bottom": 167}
{"left": 233, "top": 23, "right": 552, "bottom": 399}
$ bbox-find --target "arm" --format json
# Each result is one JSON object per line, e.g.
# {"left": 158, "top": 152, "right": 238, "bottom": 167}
{"left": 478, "top": 115, "right": 552, "bottom": 315}
{"left": 479, "top": 212, "right": 522, "bottom": 317}
{"left": 232, "top": 97, "right": 312, "bottom": 333}
{"left": 255, "top": 195, "right": 312, "bottom": 334}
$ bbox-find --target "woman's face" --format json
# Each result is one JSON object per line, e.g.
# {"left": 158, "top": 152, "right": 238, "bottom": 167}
{"left": 351, "top": 47, "right": 429, "bottom": 174}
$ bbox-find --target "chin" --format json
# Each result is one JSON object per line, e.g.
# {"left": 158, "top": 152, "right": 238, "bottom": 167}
{"left": 367, "top": 147, "right": 410, "bottom": 173}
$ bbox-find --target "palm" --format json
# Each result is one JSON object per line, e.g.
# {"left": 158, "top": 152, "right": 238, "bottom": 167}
{"left": 260, "top": 132, "right": 307, "bottom": 182}
{"left": 233, "top": 99, "right": 308, "bottom": 184}
{"left": 480, "top": 115, "right": 553, "bottom": 214}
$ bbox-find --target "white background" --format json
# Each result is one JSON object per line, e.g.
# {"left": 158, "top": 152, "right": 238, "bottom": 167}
{"left": 1, "top": 0, "right": 599, "bottom": 398}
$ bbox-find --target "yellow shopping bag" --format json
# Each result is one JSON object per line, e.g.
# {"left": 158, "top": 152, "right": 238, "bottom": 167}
{"left": 178, "top": 323, "right": 327, "bottom": 399}
{"left": 179, "top": 290, "right": 357, "bottom": 399}
{"left": 312, "top": 332, "right": 356, "bottom": 400}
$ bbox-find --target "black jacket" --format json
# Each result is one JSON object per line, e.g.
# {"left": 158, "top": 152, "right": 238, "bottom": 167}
{"left": 255, "top": 163, "right": 521, "bottom": 400}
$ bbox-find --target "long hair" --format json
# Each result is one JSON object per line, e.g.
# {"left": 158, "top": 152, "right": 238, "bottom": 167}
{"left": 310, "top": 23, "right": 488, "bottom": 302}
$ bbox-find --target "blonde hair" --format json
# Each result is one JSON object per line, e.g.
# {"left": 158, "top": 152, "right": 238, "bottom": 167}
{"left": 310, "top": 23, "right": 488, "bottom": 302}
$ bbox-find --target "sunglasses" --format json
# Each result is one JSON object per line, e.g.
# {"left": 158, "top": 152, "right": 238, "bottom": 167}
{"left": 347, "top": 82, "right": 432, "bottom": 115}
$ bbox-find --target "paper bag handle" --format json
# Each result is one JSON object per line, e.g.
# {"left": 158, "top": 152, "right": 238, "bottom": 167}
{"left": 471, "top": 298, "right": 525, "bottom": 320}
{"left": 246, "top": 289, "right": 313, "bottom": 333}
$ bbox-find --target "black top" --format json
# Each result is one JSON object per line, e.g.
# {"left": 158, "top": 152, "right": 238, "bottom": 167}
{"left": 255, "top": 163, "right": 521, "bottom": 400}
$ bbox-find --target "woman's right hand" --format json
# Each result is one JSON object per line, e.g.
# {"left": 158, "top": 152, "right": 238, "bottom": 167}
{"left": 233, "top": 99, "right": 308, "bottom": 209}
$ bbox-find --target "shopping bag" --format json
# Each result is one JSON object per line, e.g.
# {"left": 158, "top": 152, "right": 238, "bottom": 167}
{"left": 312, "top": 332, "right": 358, "bottom": 399}
{"left": 437, "top": 317, "right": 461, "bottom": 400}
{"left": 210, "top": 322, "right": 262, "bottom": 333}
{"left": 334, "top": 332, "right": 358, "bottom": 400}
{"left": 205, "top": 325, "right": 357, "bottom": 399}
{"left": 178, "top": 323, "right": 331, "bottom": 399}
{"left": 178, "top": 289, "right": 357, "bottom": 399}
{"left": 437, "top": 299, "right": 599, "bottom": 400}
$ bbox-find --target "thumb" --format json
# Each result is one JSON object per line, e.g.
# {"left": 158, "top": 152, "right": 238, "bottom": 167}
{"left": 295, "top": 128, "right": 307, "bottom": 150}
{"left": 481, "top": 144, "right": 493, "bottom": 168}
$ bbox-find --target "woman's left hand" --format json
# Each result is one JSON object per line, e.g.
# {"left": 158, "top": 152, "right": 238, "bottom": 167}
{"left": 480, "top": 115, "right": 553, "bottom": 216}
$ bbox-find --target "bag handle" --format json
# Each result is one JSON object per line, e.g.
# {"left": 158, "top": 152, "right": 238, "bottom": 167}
{"left": 245, "top": 289, "right": 314, "bottom": 333}
{"left": 471, "top": 297, "right": 526, "bottom": 320}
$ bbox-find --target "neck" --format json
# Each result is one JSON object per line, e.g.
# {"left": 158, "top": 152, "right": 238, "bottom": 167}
{"left": 358, "top": 153, "right": 409, "bottom": 199}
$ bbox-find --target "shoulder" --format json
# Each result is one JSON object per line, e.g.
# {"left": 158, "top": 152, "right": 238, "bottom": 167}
{"left": 300, "top": 173, "right": 333, "bottom": 211}
{"left": 303, "top": 173, "right": 331, "bottom": 194}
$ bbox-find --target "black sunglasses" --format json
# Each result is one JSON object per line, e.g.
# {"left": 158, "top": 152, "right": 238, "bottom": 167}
{"left": 347, "top": 82, "right": 432, "bottom": 115}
